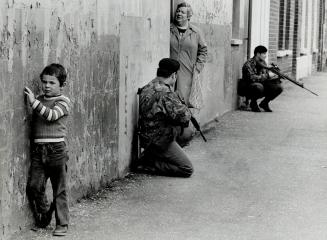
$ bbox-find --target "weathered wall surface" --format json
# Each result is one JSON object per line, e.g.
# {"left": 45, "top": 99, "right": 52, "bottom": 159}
{"left": 0, "top": 0, "right": 169, "bottom": 238}
{"left": 197, "top": 23, "right": 232, "bottom": 123}
{"left": 180, "top": 0, "right": 237, "bottom": 124}
{"left": 118, "top": 2, "right": 170, "bottom": 175}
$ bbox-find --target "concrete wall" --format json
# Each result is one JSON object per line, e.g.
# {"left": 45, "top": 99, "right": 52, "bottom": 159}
{"left": 250, "top": 0, "right": 271, "bottom": 60}
{"left": 118, "top": 2, "right": 170, "bottom": 174}
{"left": 232, "top": 0, "right": 250, "bottom": 107}
{"left": 0, "top": 0, "right": 169, "bottom": 238}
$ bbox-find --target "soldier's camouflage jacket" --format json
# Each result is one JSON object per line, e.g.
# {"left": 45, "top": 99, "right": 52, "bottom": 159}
{"left": 242, "top": 58, "right": 270, "bottom": 83}
{"left": 138, "top": 77, "right": 191, "bottom": 149}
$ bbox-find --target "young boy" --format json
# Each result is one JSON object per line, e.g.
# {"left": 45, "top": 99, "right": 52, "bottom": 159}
{"left": 24, "top": 63, "right": 70, "bottom": 236}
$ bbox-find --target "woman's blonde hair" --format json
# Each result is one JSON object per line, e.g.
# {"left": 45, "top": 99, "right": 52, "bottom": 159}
{"left": 176, "top": 2, "right": 193, "bottom": 20}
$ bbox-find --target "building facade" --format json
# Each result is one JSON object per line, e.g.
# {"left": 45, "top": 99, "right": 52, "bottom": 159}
{"left": 250, "top": 0, "right": 327, "bottom": 78}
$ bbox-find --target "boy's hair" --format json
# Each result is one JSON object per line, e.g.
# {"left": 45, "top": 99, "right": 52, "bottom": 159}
{"left": 254, "top": 45, "right": 268, "bottom": 55}
{"left": 176, "top": 2, "right": 193, "bottom": 20}
{"left": 40, "top": 63, "right": 67, "bottom": 87}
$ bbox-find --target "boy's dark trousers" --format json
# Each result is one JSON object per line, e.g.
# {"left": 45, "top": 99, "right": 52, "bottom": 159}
{"left": 26, "top": 142, "right": 69, "bottom": 226}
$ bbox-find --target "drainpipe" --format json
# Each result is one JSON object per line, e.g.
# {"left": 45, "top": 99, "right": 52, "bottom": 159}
{"left": 247, "top": 0, "right": 253, "bottom": 59}
{"left": 171, "top": 0, "right": 174, "bottom": 22}
{"left": 318, "top": 0, "right": 325, "bottom": 71}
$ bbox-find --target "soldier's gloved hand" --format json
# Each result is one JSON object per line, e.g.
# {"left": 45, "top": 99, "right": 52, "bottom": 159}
{"left": 268, "top": 72, "right": 279, "bottom": 79}
{"left": 180, "top": 121, "right": 189, "bottom": 128}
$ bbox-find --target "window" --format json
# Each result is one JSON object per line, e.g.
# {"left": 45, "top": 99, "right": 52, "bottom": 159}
{"left": 312, "top": 0, "right": 319, "bottom": 52}
{"left": 300, "top": 0, "right": 319, "bottom": 54}
{"left": 278, "top": 0, "right": 292, "bottom": 55}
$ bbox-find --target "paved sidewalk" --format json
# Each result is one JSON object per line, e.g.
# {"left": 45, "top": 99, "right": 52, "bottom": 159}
{"left": 11, "top": 73, "right": 327, "bottom": 240}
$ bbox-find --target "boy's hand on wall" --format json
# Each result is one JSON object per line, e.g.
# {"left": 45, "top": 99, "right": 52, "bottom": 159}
{"left": 24, "top": 87, "right": 36, "bottom": 104}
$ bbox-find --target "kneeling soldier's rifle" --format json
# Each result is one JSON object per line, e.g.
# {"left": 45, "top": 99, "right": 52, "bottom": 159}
{"left": 176, "top": 92, "right": 207, "bottom": 142}
{"left": 190, "top": 116, "right": 207, "bottom": 142}
{"left": 260, "top": 62, "right": 318, "bottom": 96}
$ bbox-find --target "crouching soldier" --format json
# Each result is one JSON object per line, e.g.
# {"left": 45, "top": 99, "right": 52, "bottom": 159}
{"left": 240, "top": 45, "right": 283, "bottom": 112}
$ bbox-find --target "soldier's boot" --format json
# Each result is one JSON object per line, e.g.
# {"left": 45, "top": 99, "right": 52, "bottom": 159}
{"left": 250, "top": 99, "right": 261, "bottom": 112}
{"left": 259, "top": 99, "right": 273, "bottom": 112}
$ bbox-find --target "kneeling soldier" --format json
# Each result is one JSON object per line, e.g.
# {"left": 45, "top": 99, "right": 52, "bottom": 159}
{"left": 136, "top": 58, "right": 194, "bottom": 177}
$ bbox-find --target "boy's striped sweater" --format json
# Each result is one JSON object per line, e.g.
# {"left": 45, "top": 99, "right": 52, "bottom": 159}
{"left": 31, "top": 95, "right": 71, "bottom": 143}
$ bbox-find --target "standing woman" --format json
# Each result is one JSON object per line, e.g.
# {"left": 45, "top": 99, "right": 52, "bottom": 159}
{"left": 170, "top": 2, "right": 208, "bottom": 107}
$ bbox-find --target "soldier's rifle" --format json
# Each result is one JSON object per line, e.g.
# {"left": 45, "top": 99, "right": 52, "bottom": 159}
{"left": 190, "top": 116, "right": 207, "bottom": 142}
{"left": 176, "top": 92, "right": 207, "bottom": 142}
{"left": 259, "top": 62, "right": 318, "bottom": 96}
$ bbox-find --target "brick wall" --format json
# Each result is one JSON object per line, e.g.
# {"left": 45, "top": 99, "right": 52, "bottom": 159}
{"left": 277, "top": 0, "right": 296, "bottom": 76}
{"left": 269, "top": 0, "right": 280, "bottom": 63}
{"left": 269, "top": 0, "right": 306, "bottom": 77}
{"left": 292, "top": 0, "right": 302, "bottom": 75}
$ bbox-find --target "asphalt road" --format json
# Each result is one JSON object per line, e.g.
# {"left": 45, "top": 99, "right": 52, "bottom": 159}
{"left": 11, "top": 73, "right": 327, "bottom": 240}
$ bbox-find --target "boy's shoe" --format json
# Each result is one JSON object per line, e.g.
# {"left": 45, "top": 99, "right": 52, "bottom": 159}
{"left": 53, "top": 225, "right": 68, "bottom": 236}
{"left": 30, "top": 224, "right": 40, "bottom": 231}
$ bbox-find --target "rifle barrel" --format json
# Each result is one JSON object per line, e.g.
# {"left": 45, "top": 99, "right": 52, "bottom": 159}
{"left": 266, "top": 65, "right": 318, "bottom": 96}
{"left": 199, "top": 131, "right": 207, "bottom": 142}
{"left": 190, "top": 116, "right": 207, "bottom": 142}
{"left": 178, "top": 95, "right": 207, "bottom": 143}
